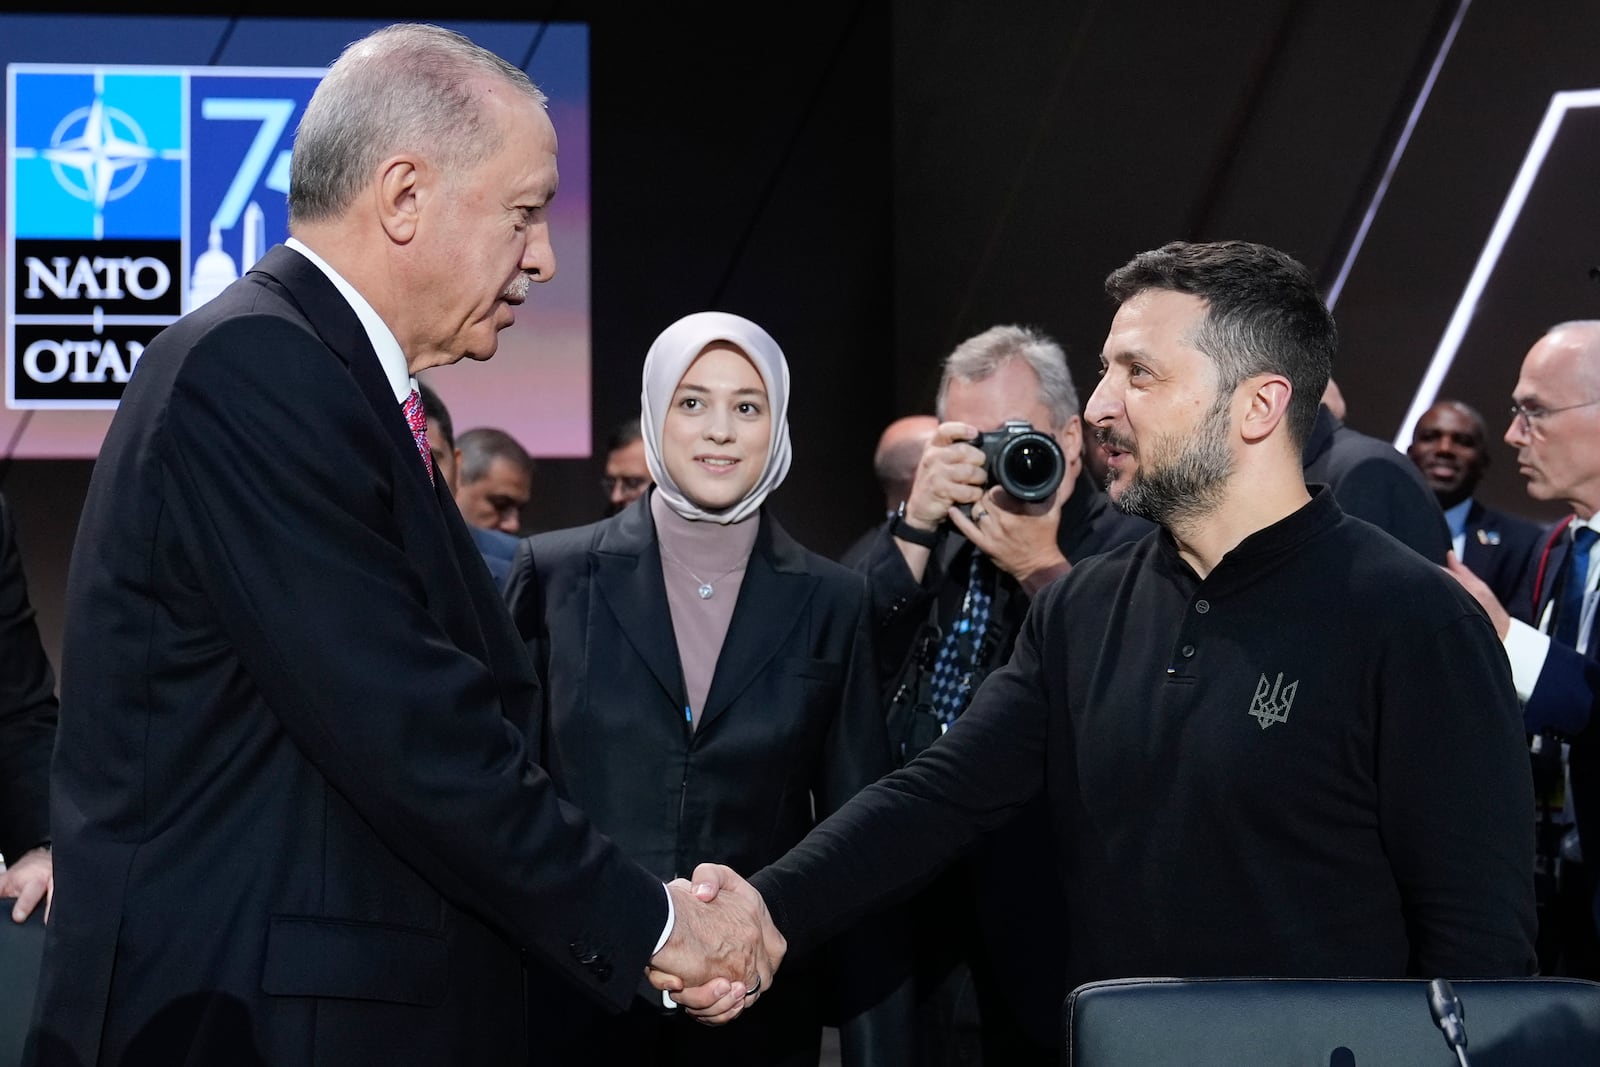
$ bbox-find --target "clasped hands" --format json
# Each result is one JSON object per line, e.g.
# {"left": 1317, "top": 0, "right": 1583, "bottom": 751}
{"left": 646, "top": 863, "right": 783, "bottom": 1025}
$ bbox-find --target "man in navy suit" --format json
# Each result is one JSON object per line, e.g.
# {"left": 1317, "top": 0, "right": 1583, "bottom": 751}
{"left": 1408, "top": 398, "right": 1543, "bottom": 617}
{"left": 33, "top": 23, "right": 774, "bottom": 1065}
{"left": 1448, "top": 321, "right": 1600, "bottom": 978}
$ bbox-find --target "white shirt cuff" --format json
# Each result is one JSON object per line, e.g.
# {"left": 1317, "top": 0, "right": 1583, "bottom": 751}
{"left": 1504, "top": 617, "right": 1551, "bottom": 703}
{"left": 656, "top": 883, "right": 677, "bottom": 1009}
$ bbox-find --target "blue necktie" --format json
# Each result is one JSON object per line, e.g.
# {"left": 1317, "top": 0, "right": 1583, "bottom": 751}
{"left": 1553, "top": 525, "right": 1598, "bottom": 649}
{"left": 928, "top": 553, "right": 993, "bottom": 726}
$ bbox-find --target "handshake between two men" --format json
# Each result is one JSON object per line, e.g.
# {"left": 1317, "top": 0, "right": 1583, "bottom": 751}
{"left": 648, "top": 864, "right": 777, "bottom": 1025}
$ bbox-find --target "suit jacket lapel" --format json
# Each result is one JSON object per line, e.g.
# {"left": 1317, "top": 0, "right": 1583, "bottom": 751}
{"left": 594, "top": 504, "right": 686, "bottom": 709}
{"left": 699, "top": 517, "right": 816, "bottom": 731}
{"left": 1539, "top": 534, "right": 1570, "bottom": 631}
{"left": 248, "top": 245, "right": 495, "bottom": 669}
{"left": 248, "top": 246, "right": 434, "bottom": 497}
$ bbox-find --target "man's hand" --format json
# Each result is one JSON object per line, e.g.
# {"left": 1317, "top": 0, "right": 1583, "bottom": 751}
{"left": 902, "top": 422, "right": 987, "bottom": 530}
{"left": 645, "top": 868, "right": 786, "bottom": 1025}
{"left": 893, "top": 423, "right": 986, "bottom": 579}
{"left": 0, "top": 845, "right": 52, "bottom": 923}
{"left": 947, "top": 477, "right": 1070, "bottom": 594}
{"left": 1444, "top": 551, "right": 1511, "bottom": 639}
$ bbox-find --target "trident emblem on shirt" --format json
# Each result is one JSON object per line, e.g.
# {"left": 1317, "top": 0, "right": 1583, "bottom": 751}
{"left": 1248, "top": 672, "right": 1297, "bottom": 730}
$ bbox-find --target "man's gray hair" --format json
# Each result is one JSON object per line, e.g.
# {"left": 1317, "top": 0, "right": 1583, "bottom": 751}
{"left": 936, "top": 324, "right": 1079, "bottom": 430}
{"left": 288, "top": 23, "right": 544, "bottom": 225}
{"left": 456, "top": 427, "right": 535, "bottom": 485}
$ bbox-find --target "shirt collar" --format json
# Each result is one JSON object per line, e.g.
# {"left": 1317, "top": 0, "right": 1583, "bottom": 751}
{"left": 1442, "top": 497, "right": 1471, "bottom": 540}
{"left": 285, "top": 237, "right": 412, "bottom": 404}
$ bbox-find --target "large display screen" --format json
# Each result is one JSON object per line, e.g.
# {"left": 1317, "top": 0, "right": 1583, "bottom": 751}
{"left": 2, "top": 15, "right": 590, "bottom": 459}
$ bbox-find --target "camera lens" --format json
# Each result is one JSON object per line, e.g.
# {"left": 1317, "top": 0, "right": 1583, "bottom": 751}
{"left": 996, "top": 433, "right": 1064, "bottom": 502}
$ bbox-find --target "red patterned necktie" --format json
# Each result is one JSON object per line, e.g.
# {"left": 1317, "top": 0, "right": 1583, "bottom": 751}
{"left": 401, "top": 389, "right": 434, "bottom": 484}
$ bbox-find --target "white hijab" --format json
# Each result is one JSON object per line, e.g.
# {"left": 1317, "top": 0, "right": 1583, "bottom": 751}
{"left": 640, "top": 311, "right": 793, "bottom": 525}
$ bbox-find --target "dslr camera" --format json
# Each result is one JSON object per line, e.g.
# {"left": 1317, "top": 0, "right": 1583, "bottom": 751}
{"left": 972, "top": 420, "right": 1064, "bottom": 502}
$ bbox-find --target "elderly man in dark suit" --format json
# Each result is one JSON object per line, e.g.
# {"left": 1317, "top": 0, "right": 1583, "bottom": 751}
{"left": 1408, "top": 398, "right": 1542, "bottom": 617}
{"left": 33, "top": 23, "right": 774, "bottom": 1066}
{"left": 1448, "top": 321, "right": 1600, "bottom": 978}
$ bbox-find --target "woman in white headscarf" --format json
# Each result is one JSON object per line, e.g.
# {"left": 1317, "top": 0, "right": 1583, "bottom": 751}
{"left": 506, "top": 312, "right": 909, "bottom": 1066}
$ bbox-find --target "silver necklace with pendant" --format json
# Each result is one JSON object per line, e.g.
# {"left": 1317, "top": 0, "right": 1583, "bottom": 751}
{"left": 660, "top": 544, "right": 743, "bottom": 599}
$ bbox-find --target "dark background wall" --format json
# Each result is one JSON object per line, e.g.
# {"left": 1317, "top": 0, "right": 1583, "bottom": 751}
{"left": 6, "top": 0, "right": 1596, "bottom": 670}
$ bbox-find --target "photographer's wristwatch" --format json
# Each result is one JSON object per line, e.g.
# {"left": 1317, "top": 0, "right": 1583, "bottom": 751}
{"left": 891, "top": 501, "right": 940, "bottom": 548}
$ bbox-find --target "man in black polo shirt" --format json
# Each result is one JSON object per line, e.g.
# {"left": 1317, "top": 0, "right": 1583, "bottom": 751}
{"left": 663, "top": 240, "right": 1538, "bottom": 1046}
{"left": 852, "top": 324, "right": 1147, "bottom": 1065}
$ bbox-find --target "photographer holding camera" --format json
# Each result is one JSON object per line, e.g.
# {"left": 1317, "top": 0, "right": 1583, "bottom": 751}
{"left": 852, "top": 324, "right": 1149, "bottom": 1066}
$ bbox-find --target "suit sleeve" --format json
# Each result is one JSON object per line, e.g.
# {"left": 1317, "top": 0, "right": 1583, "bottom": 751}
{"left": 0, "top": 493, "right": 56, "bottom": 862}
{"left": 1524, "top": 641, "right": 1600, "bottom": 740}
{"left": 160, "top": 316, "right": 664, "bottom": 1008}
{"left": 1377, "top": 603, "right": 1537, "bottom": 976}
{"left": 854, "top": 524, "right": 942, "bottom": 694}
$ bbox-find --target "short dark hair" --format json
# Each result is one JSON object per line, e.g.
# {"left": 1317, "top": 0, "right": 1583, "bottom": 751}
{"left": 604, "top": 416, "right": 642, "bottom": 455}
{"left": 1104, "top": 240, "right": 1334, "bottom": 448}
{"left": 456, "top": 427, "right": 535, "bottom": 485}
{"left": 416, "top": 381, "right": 454, "bottom": 447}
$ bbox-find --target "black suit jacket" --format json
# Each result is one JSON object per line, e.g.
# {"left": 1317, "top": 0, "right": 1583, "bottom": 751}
{"left": 1461, "top": 499, "right": 1544, "bottom": 620}
{"left": 33, "top": 245, "right": 666, "bottom": 1066}
{"left": 0, "top": 493, "right": 55, "bottom": 865}
{"left": 1302, "top": 404, "right": 1451, "bottom": 563}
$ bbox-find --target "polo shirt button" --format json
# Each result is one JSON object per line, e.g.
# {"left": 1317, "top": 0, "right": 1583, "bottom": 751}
{"left": 1181, "top": 644, "right": 1195, "bottom": 658}
{"left": 1195, "top": 600, "right": 1210, "bottom": 614}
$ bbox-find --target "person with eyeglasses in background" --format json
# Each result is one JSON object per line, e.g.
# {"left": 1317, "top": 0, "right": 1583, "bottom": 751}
{"left": 1448, "top": 320, "right": 1600, "bottom": 982}
{"left": 601, "top": 416, "right": 652, "bottom": 516}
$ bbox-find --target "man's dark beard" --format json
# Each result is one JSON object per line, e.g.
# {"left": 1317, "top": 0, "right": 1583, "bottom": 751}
{"left": 1109, "top": 392, "right": 1233, "bottom": 526}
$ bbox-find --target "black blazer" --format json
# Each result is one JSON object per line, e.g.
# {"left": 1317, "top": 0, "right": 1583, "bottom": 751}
{"left": 32, "top": 245, "right": 667, "bottom": 1066}
{"left": 1302, "top": 404, "right": 1451, "bottom": 564}
{"left": 0, "top": 492, "right": 55, "bottom": 865}
{"left": 504, "top": 495, "right": 892, "bottom": 882}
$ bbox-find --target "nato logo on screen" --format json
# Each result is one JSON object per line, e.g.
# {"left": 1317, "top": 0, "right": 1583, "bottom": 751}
{"left": 6, "top": 64, "right": 323, "bottom": 407}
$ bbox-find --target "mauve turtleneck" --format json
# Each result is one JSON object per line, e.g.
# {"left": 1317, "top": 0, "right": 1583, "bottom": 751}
{"left": 650, "top": 491, "right": 760, "bottom": 728}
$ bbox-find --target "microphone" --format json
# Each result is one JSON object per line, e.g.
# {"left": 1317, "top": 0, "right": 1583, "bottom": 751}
{"left": 1427, "top": 978, "right": 1472, "bottom": 1066}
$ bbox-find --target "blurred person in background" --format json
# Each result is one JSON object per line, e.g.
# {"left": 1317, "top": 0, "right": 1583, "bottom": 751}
{"left": 455, "top": 426, "right": 535, "bottom": 534}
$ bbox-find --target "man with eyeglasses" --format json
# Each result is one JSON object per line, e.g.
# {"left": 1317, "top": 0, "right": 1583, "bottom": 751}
{"left": 601, "top": 417, "right": 652, "bottom": 516}
{"left": 1448, "top": 319, "right": 1600, "bottom": 979}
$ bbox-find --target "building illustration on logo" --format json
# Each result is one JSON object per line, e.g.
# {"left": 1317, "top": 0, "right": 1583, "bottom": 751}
{"left": 6, "top": 63, "right": 322, "bottom": 408}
